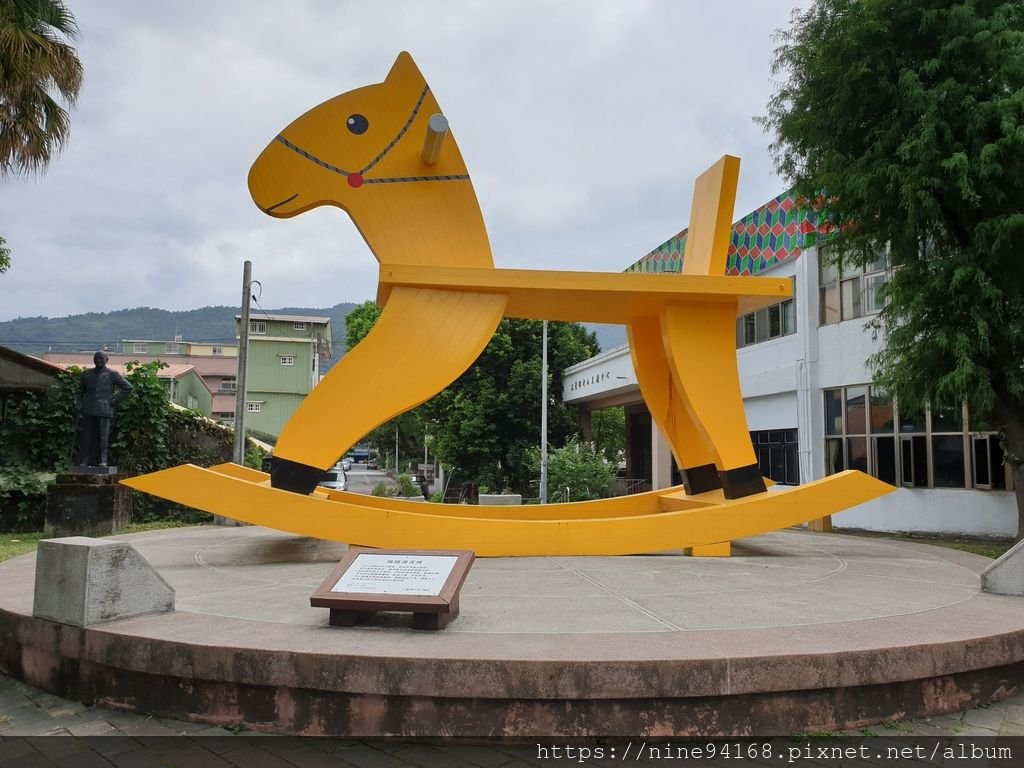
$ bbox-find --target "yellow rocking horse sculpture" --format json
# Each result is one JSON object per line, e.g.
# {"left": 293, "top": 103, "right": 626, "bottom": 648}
{"left": 124, "top": 52, "right": 892, "bottom": 556}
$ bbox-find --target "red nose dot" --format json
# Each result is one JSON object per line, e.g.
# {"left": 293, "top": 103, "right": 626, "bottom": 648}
{"left": 347, "top": 173, "right": 364, "bottom": 188}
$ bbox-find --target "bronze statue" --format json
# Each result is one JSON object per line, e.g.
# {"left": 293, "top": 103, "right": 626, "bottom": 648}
{"left": 78, "top": 352, "right": 132, "bottom": 467}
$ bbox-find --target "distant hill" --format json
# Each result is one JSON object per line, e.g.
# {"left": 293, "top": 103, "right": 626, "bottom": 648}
{"left": 0, "top": 303, "right": 359, "bottom": 368}
{"left": 0, "top": 305, "right": 626, "bottom": 370}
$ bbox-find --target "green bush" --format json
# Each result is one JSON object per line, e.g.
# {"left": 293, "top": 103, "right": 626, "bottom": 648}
{"left": 0, "top": 360, "right": 264, "bottom": 527}
{"left": 528, "top": 438, "right": 616, "bottom": 502}
{"left": 0, "top": 468, "right": 51, "bottom": 532}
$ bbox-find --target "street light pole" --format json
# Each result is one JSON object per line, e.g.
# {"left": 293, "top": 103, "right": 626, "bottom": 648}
{"left": 540, "top": 320, "right": 549, "bottom": 503}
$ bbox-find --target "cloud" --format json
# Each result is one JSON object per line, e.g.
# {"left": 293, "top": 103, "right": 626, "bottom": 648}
{"left": 0, "top": 0, "right": 802, "bottom": 321}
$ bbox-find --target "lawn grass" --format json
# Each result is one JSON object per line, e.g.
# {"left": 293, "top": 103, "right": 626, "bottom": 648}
{"left": 840, "top": 528, "right": 1015, "bottom": 560}
{"left": 0, "top": 521, "right": 206, "bottom": 563}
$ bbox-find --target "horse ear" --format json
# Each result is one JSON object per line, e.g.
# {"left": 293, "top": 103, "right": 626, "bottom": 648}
{"left": 385, "top": 51, "right": 425, "bottom": 88}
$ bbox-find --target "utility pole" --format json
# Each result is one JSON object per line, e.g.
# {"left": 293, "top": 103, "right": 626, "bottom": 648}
{"left": 540, "top": 320, "right": 549, "bottom": 503}
{"left": 232, "top": 260, "right": 253, "bottom": 465}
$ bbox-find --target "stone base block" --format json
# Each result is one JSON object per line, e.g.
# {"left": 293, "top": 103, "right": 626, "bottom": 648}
{"left": 45, "top": 473, "right": 131, "bottom": 537}
{"left": 33, "top": 537, "right": 174, "bottom": 627}
{"left": 982, "top": 538, "right": 1024, "bottom": 597}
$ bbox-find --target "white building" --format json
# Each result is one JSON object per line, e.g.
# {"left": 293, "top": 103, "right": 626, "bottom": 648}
{"left": 564, "top": 190, "right": 1016, "bottom": 537}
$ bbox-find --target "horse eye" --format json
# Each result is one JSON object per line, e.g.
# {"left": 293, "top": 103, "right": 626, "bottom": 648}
{"left": 346, "top": 114, "right": 369, "bottom": 135}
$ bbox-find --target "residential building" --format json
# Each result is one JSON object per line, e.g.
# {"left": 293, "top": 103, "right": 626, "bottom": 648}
{"left": 236, "top": 314, "right": 332, "bottom": 438}
{"left": 563, "top": 189, "right": 1017, "bottom": 537}
{"left": 0, "top": 346, "right": 63, "bottom": 424}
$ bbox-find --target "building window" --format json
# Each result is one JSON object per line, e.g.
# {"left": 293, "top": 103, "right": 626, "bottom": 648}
{"left": 132, "top": 343, "right": 147, "bottom": 354}
{"left": 824, "top": 386, "right": 1006, "bottom": 490}
{"left": 212, "top": 346, "right": 223, "bottom": 356}
{"left": 250, "top": 321, "right": 267, "bottom": 335}
{"left": 737, "top": 277, "right": 797, "bottom": 348}
{"left": 819, "top": 247, "right": 888, "bottom": 325}
{"left": 186, "top": 395, "right": 198, "bottom": 410}
{"left": 164, "top": 342, "right": 180, "bottom": 354}
{"left": 280, "top": 355, "right": 295, "bottom": 366}
{"left": 220, "top": 377, "right": 236, "bottom": 392}
{"left": 750, "top": 429, "right": 799, "bottom": 485}
{"left": 293, "top": 322, "right": 306, "bottom": 330}
{"left": 246, "top": 401, "right": 262, "bottom": 413}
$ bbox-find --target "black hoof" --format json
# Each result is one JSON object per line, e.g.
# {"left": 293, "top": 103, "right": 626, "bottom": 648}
{"left": 270, "top": 457, "right": 324, "bottom": 495}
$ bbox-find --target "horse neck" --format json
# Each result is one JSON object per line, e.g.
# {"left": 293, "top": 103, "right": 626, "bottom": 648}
{"left": 350, "top": 182, "right": 494, "bottom": 269}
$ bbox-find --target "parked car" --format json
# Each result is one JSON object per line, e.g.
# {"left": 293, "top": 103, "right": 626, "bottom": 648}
{"left": 340, "top": 457, "right": 353, "bottom": 471}
{"left": 318, "top": 468, "right": 347, "bottom": 491}
{"left": 366, "top": 457, "right": 379, "bottom": 470}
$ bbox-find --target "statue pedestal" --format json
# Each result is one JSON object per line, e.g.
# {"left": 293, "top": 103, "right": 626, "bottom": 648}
{"left": 45, "top": 472, "right": 131, "bottom": 538}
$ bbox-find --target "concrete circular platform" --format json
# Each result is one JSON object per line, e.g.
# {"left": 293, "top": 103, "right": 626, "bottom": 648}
{"left": 1, "top": 526, "right": 1022, "bottom": 737}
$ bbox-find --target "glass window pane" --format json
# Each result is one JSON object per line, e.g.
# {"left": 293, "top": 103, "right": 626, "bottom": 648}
{"left": 932, "top": 435, "right": 965, "bottom": 488}
{"left": 785, "top": 444, "right": 800, "bottom": 485}
{"left": 841, "top": 276, "right": 862, "bottom": 320}
{"left": 992, "top": 438, "right": 1006, "bottom": 489}
{"left": 743, "top": 314, "right": 756, "bottom": 345}
{"left": 768, "top": 304, "right": 782, "bottom": 338}
{"left": 874, "top": 436, "right": 897, "bottom": 485}
{"left": 757, "top": 446, "right": 771, "bottom": 476}
{"left": 864, "top": 273, "right": 886, "bottom": 314}
{"left": 770, "top": 446, "right": 786, "bottom": 482}
{"left": 819, "top": 252, "right": 838, "bottom": 285}
{"left": 825, "top": 438, "right": 844, "bottom": 475}
{"left": 847, "top": 436, "right": 868, "bottom": 473}
{"left": 782, "top": 299, "right": 796, "bottom": 335}
{"left": 867, "top": 248, "right": 887, "bottom": 273}
{"left": 972, "top": 437, "right": 991, "bottom": 487}
{"left": 900, "top": 437, "right": 915, "bottom": 486}
{"left": 931, "top": 405, "right": 962, "bottom": 432}
{"left": 869, "top": 387, "right": 894, "bottom": 433}
{"left": 846, "top": 386, "right": 867, "bottom": 434}
{"left": 824, "top": 390, "right": 843, "bottom": 436}
{"left": 755, "top": 309, "right": 769, "bottom": 342}
{"left": 899, "top": 405, "right": 926, "bottom": 433}
{"left": 819, "top": 285, "right": 839, "bottom": 325}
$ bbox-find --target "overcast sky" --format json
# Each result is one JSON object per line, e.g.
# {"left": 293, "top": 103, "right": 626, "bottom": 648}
{"left": 0, "top": 1, "right": 805, "bottom": 322}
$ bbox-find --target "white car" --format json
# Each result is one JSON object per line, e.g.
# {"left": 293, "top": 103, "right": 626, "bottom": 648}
{"left": 318, "top": 468, "right": 347, "bottom": 491}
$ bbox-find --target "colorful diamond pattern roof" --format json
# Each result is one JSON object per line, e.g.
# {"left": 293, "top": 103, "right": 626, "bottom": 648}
{"left": 626, "top": 188, "right": 823, "bottom": 276}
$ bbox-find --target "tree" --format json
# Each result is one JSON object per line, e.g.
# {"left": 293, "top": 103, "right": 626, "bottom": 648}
{"left": 345, "top": 305, "right": 599, "bottom": 493}
{"left": 419, "top": 319, "right": 598, "bottom": 492}
{"left": 0, "top": 0, "right": 83, "bottom": 177}
{"left": 761, "top": 0, "right": 1024, "bottom": 538}
{"left": 0, "top": 235, "right": 9, "bottom": 273}
{"left": 343, "top": 300, "right": 380, "bottom": 353}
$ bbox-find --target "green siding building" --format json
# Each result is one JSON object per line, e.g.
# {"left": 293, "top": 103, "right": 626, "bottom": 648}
{"left": 236, "top": 314, "right": 332, "bottom": 438}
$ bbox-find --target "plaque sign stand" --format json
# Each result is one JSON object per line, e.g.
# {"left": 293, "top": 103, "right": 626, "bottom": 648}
{"left": 310, "top": 547, "right": 475, "bottom": 630}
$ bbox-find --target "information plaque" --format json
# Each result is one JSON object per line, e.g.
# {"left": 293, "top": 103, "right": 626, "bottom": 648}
{"left": 310, "top": 547, "right": 475, "bottom": 630}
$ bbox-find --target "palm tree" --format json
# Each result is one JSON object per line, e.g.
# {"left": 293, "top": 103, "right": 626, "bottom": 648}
{"left": 0, "top": 0, "right": 83, "bottom": 178}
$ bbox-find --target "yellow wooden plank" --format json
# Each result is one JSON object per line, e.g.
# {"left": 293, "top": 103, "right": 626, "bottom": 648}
{"left": 377, "top": 265, "right": 791, "bottom": 322}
